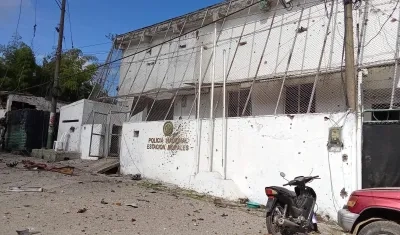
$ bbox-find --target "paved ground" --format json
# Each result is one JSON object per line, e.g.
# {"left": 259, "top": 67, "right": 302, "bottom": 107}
{"left": 0, "top": 154, "right": 345, "bottom": 235}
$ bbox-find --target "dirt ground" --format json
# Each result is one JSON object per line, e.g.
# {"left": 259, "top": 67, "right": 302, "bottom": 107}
{"left": 0, "top": 154, "right": 345, "bottom": 235}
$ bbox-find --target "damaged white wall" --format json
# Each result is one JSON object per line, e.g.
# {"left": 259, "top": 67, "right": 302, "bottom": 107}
{"left": 118, "top": 0, "right": 399, "bottom": 98}
{"left": 120, "top": 112, "right": 356, "bottom": 220}
{"left": 57, "top": 99, "right": 129, "bottom": 157}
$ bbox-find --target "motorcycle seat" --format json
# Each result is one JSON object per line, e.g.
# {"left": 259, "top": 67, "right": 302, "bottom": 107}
{"left": 271, "top": 186, "right": 297, "bottom": 198}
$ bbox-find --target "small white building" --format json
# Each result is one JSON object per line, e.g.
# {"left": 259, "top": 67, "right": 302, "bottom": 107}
{"left": 94, "top": 0, "right": 400, "bottom": 220}
{"left": 56, "top": 99, "right": 129, "bottom": 160}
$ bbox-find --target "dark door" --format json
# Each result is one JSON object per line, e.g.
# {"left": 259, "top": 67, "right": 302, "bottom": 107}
{"left": 109, "top": 125, "right": 122, "bottom": 157}
{"left": 362, "top": 123, "right": 400, "bottom": 188}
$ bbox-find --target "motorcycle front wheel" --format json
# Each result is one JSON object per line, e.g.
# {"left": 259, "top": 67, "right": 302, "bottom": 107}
{"left": 266, "top": 205, "right": 289, "bottom": 235}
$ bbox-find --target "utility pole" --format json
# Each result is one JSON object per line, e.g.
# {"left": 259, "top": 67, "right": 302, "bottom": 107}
{"left": 344, "top": 0, "right": 357, "bottom": 110}
{"left": 47, "top": 0, "right": 66, "bottom": 149}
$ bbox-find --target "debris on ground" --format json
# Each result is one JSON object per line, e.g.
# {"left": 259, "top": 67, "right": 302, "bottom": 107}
{"left": 214, "top": 198, "right": 228, "bottom": 208}
{"left": 8, "top": 186, "right": 43, "bottom": 192}
{"left": 131, "top": 174, "right": 142, "bottom": 181}
{"left": 239, "top": 198, "right": 249, "bottom": 204}
{"left": 100, "top": 199, "right": 108, "bottom": 205}
{"left": 16, "top": 229, "right": 40, "bottom": 235}
{"left": 247, "top": 201, "right": 261, "bottom": 209}
{"left": 114, "top": 202, "right": 122, "bottom": 206}
{"left": 126, "top": 203, "right": 138, "bottom": 208}
{"left": 6, "top": 161, "right": 18, "bottom": 168}
{"left": 22, "top": 160, "right": 74, "bottom": 175}
{"left": 221, "top": 213, "right": 228, "bottom": 217}
{"left": 77, "top": 208, "right": 87, "bottom": 213}
{"left": 131, "top": 218, "right": 136, "bottom": 222}
{"left": 137, "top": 199, "right": 150, "bottom": 203}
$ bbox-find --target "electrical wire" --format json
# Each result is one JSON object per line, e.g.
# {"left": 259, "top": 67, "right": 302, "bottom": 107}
{"left": 15, "top": 0, "right": 23, "bottom": 36}
{"left": 364, "top": 0, "right": 400, "bottom": 47}
{"left": 67, "top": 0, "right": 74, "bottom": 49}
{"left": 1, "top": 0, "right": 24, "bottom": 89}
{"left": 54, "top": 0, "right": 61, "bottom": 9}
{"left": 17, "top": 81, "right": 52, "bottom": 92}
{"left": 64, "top": 0, "right": 330, "bottom": 83}
{"left": 31, "top": 0, "right": 38, "bottom": 49}
{"left": 62, "top": 0, "right": 264, "bottom": 81}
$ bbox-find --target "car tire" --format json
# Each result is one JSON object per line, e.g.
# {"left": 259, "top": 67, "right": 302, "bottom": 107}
{"left": 358, "top": 220, "right": 400, "bottom": 235}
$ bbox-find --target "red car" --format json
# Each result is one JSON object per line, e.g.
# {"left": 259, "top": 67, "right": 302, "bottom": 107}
{"left": 338, "top": 188, "right": 400, "bottom": 234}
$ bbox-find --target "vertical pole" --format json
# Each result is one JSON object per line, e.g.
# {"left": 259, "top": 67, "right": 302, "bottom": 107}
{"left": 356, "top": 0, "right": 369, "bottom": 190}
{"left": 390, "top": 5, "right": 400, "bottom": 109}
{"left": 209, "top": 23, "right": 217, "bottom": 172}
{"left": 307, "top": 0, "right": 334, "bottom": 113}
{"left": 241, "top": 12, "right": 276, "bottom": 116}
{"left": 328, "top": 0, "right": 339, "bottom": 69}
{"left": 222, "top": 50, "right": 228, "bottom": 180}
{"left": 195, "top": 47, "right": 204, "bottom": 175}
{"left": 344, "top": 0, "right": 357, "bottom": 111}
{"left": 89, "top": 111, "right": 95, "bottom": 156}
{"left": 301, "top": 8, "right": 312, "bottom": 74}
{"left": 47, "top": 0, "right": 66, "bottom": 149}
{"left": 275, "top": 9, "right": 304, "bottom": 115}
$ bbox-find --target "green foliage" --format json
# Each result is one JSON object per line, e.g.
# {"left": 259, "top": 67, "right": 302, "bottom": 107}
{"left": 0, "top": 35, "right": 100, "bottom": 103}
{"left": 0, "top": 35, "right": 37, "bottom": 93}
{"left": 41, "top": 48, "right": 99, "bottom": 102}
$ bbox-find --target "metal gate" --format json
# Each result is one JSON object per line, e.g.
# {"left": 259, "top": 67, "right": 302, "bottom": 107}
{"left": 107, "top": 111, "right": 129, "bottom": 157}
{"left": 89, "top": 111, "right": 108, "bottom": 157}
{"left": 362, "top": 121, "right": 400, "bottom": 188}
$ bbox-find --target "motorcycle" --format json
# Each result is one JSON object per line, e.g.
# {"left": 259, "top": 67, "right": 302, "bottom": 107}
{"left": 265, "top": 172, "right": 320, "bottom": 235}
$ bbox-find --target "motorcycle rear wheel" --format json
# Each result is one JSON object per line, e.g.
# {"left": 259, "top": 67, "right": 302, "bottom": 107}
{"left": 266, "top": 205, "right": 290, "bottom": 235}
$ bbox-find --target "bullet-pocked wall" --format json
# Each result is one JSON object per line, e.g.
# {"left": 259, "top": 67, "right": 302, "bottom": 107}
{"left": 118, "top": 0, "right": 398, "bottom": 100}
{"left": 120, "top": 112, "right": 356, "bottom": 220}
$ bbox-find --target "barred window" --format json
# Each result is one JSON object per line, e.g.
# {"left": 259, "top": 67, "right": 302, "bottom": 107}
{"left": 228, "top": 88, "right": 252, "bottom": 117}
{"left": 285, "top": 83, "right": 315, "bottom": 114}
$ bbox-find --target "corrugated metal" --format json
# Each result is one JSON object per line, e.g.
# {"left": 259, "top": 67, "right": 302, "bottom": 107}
{"left": 6, "top": 124, "right": 27, "bottom": 151}
{"left": 5, "top": 109, "right": 56, "bottom": 152}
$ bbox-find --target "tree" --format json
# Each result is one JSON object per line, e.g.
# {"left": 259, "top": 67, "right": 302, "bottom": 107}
{"left": 41, "top": 48, "right": 99, "bottom": 102}
{"left": 0, "top": 35, "right": 100, "bottom": 103}
{"left": 0, "top": 35, "right": 37, "bottom": 93}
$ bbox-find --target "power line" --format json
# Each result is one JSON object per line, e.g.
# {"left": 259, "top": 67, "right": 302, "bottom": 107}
{"left": 364, "top": 0, "right": 400, "bottom": 47}
{"left": 15, "top": 0, "right": 23, "bottom": 36}
{"left": 31, "top": 0, "right": 38, "bottom": 49}
{"left": 67, "top": 0, "right": 74, "bottom": 48}
{"left": 54, "top": 0, "right": 61, "bottom": 9}
{"left": 76, "top": 42, "right": 112, "bottom": 49}
{"left": 1, "top": 0, "right": 24, "bottom": 89}
{"left": 64, "top": 0, "right": 264, "bottom": 81}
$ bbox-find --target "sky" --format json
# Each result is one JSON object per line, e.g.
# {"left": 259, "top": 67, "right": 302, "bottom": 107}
{"left": 0, "top": 0, "right": 222, "bottom": 64}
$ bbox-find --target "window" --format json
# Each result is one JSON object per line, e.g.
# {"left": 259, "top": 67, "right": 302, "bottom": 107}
{"left": 285, "top": 83, "right": 315, "bottom": 114}
{"left": 228, "top": 88, "right": 252, "bottom": 117}
{"left": 147, "top": 99, "right": 174, "bottom": 121}
{"left": 371, "top": 104, "right": 400, "bottom": 121}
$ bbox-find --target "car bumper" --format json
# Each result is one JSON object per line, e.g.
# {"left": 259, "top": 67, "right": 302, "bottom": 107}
{"left": 338, "top": 209, "right": 359, "bottom": 232}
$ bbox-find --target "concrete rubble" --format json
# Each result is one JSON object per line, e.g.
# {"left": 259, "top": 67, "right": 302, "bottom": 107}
{"left": 0, "top": 153, "right": 346, "bottom": 235}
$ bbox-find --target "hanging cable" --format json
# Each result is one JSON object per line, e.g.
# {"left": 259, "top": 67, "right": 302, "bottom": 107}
{"left": 364, "top": 0, "right": 400, "bottom": 47}
{"left": 54, "top": 0, "right": 61, "bottom": 9}
{"left": 67, "top": 0, "right": 74, "bottom": 48}
{"left": 15, "top": 0, "right": 23, "bottom": 36}
{"left": 31, "top": 0, "right": 38, "bottom": 49}
{"left": 64, "top": 0, "right": 263, "bottom": 82}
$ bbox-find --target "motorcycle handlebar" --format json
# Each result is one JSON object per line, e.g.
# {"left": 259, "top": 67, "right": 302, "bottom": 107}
{"left": 283, "top": 176, "right": 320, "bottom": 186}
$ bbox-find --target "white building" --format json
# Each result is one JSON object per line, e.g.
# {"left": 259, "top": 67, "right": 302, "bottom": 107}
{"left": 56, "top": 99, "right": 129, "bottom": 159}
{"left": 95, "top": 0, "right": 400, "bottom": 220}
